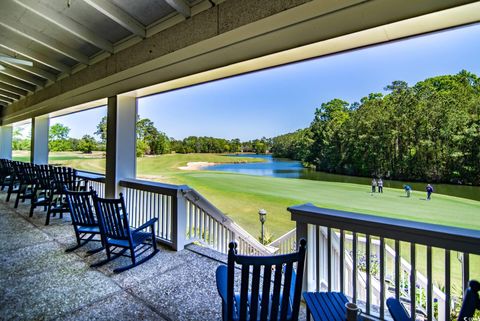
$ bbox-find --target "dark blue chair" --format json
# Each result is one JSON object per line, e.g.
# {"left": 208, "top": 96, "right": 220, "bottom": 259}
{"left": 30, "top": 164, "right": 54, "bottom": 217}
{"left": 46, "top": 166, "right": 83, "bottom": 225}
{"left": 13, "top": 161, "right": 36, "bottom": 209}
{"left": 458, "top": 280, "right": 480, "bottom": 321}
{"left": 91, "top": 192, "right": 158, "bottom": 273}
{"left": 64, "top": 188, "right": 103, "bottom": 254}
{"left": 386, "top": 297, "right": 412, "bottom": 321}
{"left": 6, "top": 161, "right": 22, "bottom": 203}
{"left": 0, "top": 159, "right": 14, "bottom": 191}
{"left": 386, "top": 280, "right": 480, "bottom": 321}
{"left": 216, "top": 239, "right": 306, "bottom": 321}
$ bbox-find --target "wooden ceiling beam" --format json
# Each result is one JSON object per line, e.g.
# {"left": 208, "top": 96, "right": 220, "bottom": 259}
{"left": 0, "top": 73, "right": 35, "bottom": 92}
{"left": 0, "top": 15, "right": 89, "bottom": 64}
{"left": 165, "top": 0, "right": 191, "bottom": 18}
{"left": 0, "top": 81, "right": 28, "bottom": 96}
{"left": 0, "top": 59, "right": 57, "bottom": 82}
{"left": 0, "top": 63, "right": 45, "bottom": 87}
{"left": 0, "top": 88, "right": 20, "bottom": 100}
{"left": 15, "top": 0, "right": 114, "bottom": 53}
{"left": 83, "top": 0, "right": 146, "bottom": 38}
{"left": 0, "top": 39, "right": 70, "bottom": 73}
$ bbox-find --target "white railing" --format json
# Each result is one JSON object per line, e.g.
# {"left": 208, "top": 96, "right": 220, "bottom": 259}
{"left": 268, "top": 229, "right": 296, "bottom": 254}
{"left": 56, "top": 168, "right": 473, "bottom": 320}
{"left": 184, "top": 189, "right": 272, "bottom": 256}
{"left": 289, "top": 203, "right": 480, "bottom": 321}
{"left": 80, "top": 175, "right": 255, "bottom": 253}
{"left": 268, "top": 225, "right": 449, "bottom": 319}
{"left": 78, "top": 173, "right": 274, "bottom": 255}
{"left": 118, "top": 178, "right": 188, "bottom": 248}
{"left": 77, "top": 171, "right": 105, "bottom": 197}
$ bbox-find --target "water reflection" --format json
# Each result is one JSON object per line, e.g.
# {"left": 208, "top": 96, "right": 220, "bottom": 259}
{"left": 203, "top": 154, "right": 480, "bottom": 201}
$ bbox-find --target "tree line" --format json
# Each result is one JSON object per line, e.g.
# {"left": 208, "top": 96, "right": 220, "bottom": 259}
{"left": 95, "top": 115, "right": 271, "bottom": 156}
{"left": 12, "top": 126, "right": 99, "bottom": 153}
{"left": 11, "top": 115, "right": 272, "bottom": 156}
{"left": 271, "top": 71, "right": 480, "bottom": 185}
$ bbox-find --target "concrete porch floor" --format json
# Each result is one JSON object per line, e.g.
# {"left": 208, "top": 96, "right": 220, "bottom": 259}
{"left": 0, "top": 191, "right": 229, "bottom": 321}
{"left": 0, "top": 191, "right": 307, "bottom": 321}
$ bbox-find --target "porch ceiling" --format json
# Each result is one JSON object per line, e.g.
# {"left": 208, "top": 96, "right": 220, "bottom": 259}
{"left": 0, "top": 0, "right": 479, "bottom": 124}
{"left": 0, "top": 0, "right": 205, "bottom": 108}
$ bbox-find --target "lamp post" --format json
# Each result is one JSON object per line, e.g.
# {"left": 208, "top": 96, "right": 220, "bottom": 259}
{"left": 258, "top": 209, "right": 267, "bottom": 244}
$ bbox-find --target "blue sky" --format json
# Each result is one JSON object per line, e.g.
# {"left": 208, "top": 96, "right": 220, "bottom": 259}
{"left": 44, "top": 23, "right": 480, "bottom": 140}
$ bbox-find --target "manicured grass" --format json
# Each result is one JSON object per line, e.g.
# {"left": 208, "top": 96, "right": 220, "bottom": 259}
{"left": 13, "top": 151, "right": 105, "bottom": 163}
{"left": 41, "top": 153, "right": 480, "bottom": 238}
{"left": 19, "top": 152, "right": 479, "bottom": 289}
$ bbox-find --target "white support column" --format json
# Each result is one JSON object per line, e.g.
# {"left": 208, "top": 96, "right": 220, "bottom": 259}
{"left": 172, "top": 189, "right": 188, "bottom": 251}
{"left": 105, "top": 94, "right": 136, "bottom": 197}
{"left": 31, "top": 116, "right": 49, "bottom": 164}
{"left": 0, "top": 125, "right": 13, "bottom": 159}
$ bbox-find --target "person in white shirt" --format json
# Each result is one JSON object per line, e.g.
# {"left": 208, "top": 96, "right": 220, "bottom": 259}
{"left": 378, "top": 178, "right": 383, "bottom": 193}
{"left": 371, "top": 178, "right": 377, "bottom": 193}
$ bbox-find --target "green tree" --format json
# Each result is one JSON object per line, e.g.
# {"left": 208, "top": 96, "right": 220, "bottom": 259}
{"left": 137, "top": 117, "right": 171, "bottom": 155}
{"left": 12, "top": 127, "right": 31, "bottom": 151}
{"left": 95, "top": 116, "right": 171, "bottom": 155}
{"left": 273, "top": 70, "right": 480, "bottom": 184}
{"left": 308, "top": 98, "right": 350, "bottom": 172}
{"left": 49, "top": 123, "right": 71, "bottom": 151}
{"left": 230, "top": 138, "right": 242, "bottom": 153}
{"left": 77, "top": 135, "right": 97, "bottom": 153}
{"left": 136, "top": 140, "right": 149, "bottom": 157}
{"left": 95, "top": 116, "right": 107, "bottom": 143}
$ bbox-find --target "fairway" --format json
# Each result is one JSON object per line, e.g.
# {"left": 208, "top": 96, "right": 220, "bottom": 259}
{"left": 16, "top": 152, "right": 480, "bottom": 288}
{"left": 47, "top": 152, "right": 480, "bottom": 238}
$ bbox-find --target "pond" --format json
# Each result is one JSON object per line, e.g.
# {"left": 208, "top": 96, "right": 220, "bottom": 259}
{"left": 203, "top": 154, "right": 480, "bottom": 201}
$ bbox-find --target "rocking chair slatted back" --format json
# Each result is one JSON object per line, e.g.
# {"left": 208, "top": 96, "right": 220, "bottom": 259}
{"left": 23, "top": 162, "right": 37, "bottom": 183}
{"left": 13, "top": 161, "right": 36, "bottom": 184}
{"left": 225, "top": 239, "right": 306, "bottom": 321}
{"left": 35, "top": 165, "right": 53, "bottom": 190}
{"left": 52, "top": 166, "right": 78, "bottom": 191}
{"left": 93, "top": 193, "right": 130, "bottom": 240}
{"left": 65, "top": 189, "right": 97, "bottom": 227}
{"left": 11, "top": 161, "right": 23, "bottom": 182}
{"left": 0, "top": 159, "right": 13, "bottom": 176}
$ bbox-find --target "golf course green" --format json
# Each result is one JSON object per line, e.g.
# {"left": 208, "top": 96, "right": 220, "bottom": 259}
{"left": 12, "top": 151, "right": 480, "bottom": 288}
{"left": 39, "top": 152, "right": 480, "bottom": 237}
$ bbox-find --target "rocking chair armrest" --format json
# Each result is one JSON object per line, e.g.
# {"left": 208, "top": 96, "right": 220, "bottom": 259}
{"left": 133, "top": 218, "right": 158, "bottom": 232}
{"left": 216, "top": 265, "right": 228, "bottom": 303}
{"left": 386, "top": 297, "right": 411, "bottom": 321}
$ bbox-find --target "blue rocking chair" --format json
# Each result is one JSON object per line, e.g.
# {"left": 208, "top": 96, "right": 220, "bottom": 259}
{"left": 386, "top": 297, "right": 412, "bottom": 321}
{"left": 64, "top": 188, "right": 103, "bottom": 254}
{"left": 386, "top": 280, "right": 480, "bottom": 321}
{"left": 216, "top": 239, "right": 306, "bottom": 321}
{"left": 13, "top": 161, "right": 36, "bottom": 209}
{"left": 30, "top": 164, "right": 54, "bottom": 217}
{"left": 46, "top": 166, "right": 85, "bottom": 225}
{"left": 458, "top": 280, "right": 480, "bottom": 321}
{"left": 91, "top": 192, "right": 159, "bottom": 273}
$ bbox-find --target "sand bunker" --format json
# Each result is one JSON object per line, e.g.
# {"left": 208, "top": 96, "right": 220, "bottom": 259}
{"left": 178, "top": 162, "right": 215, "bottom": 170}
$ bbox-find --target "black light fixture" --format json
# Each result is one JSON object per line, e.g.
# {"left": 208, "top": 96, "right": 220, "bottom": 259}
{"left": 258, "top": 209, "right": 267, "bottom": 244}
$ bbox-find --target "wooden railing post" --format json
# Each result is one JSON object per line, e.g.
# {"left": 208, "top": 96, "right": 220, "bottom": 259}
{"left": 171, "top": 189, "right": 188, "bottom": 251}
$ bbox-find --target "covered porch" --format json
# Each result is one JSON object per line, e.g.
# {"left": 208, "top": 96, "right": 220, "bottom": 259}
{"left": 0, "top": 188, "right": 227, "bottom": 320}
{"left": 1, "top": 1, "right": 480, "bottom": 320}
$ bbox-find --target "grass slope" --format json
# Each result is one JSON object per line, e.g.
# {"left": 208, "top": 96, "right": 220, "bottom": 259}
{"left": 36, "top": 152, "right": 480, "bottom": 286}
{"left": 44, "top": 152, "right": 480, "bottom": 237}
